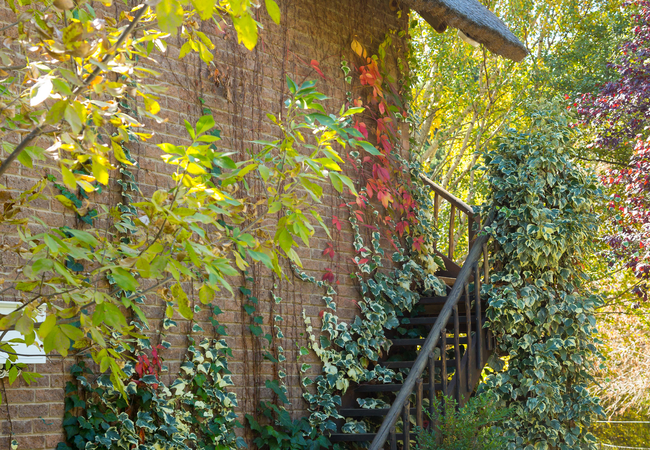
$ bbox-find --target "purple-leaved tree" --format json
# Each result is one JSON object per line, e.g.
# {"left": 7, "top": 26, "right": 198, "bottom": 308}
{"left": 576, "top": 0, "right": 650, "bottom": 298}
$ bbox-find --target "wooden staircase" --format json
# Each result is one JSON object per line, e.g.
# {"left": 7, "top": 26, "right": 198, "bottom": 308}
{"left": 329, "top": 176, "right": 495, "bottom": 449}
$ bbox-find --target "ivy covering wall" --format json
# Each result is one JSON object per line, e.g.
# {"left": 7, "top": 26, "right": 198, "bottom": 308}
{"left": 481, "top": 104, "right": 603, "bottom": 450}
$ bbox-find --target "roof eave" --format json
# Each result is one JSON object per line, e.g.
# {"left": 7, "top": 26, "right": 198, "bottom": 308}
{"left": 405, "top": 0, "right": 528, "bottom": 62}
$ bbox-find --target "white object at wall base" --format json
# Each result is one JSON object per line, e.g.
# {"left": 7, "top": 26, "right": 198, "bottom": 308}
{"left": 0, "top": 331, "right": 46, "bottom": 364}
{"left": 0, "top": 301, "right": 47, "bottom": 364}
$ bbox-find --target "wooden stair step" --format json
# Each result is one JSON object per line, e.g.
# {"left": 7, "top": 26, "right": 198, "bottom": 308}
{"left": 329, "top": 433, "right": 377, "bottom": 442}
{"left": 339, "top": 407, "right": 417, "bottom": 417}
{"left": 417, "top": 296, "right": 448, "bottom": 304}
{"left": 404, "top": 315, "right": 481, "bottom": 325}
{"left": 381, "top": 359, "right": 458, "bottom": 369}
{"left": 355, "top": 382, "right": 443, "bottom": 393}
{"left": 438, "top": 276, "right": 456, "bottom": 287}
{"left": 390, "top": 336, "right": 469, "bottom": 347}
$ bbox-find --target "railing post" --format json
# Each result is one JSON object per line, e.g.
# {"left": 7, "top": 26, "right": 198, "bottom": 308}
{"left": 441, "top": 330, "right": 448, "bottom": 400}
{"left": 448, "top": 205, "right": 456, "bottom": 259}
{"left": 428, "top": 352, "right": 435, "bottom": 428}
{"left": 464, "top": 282, "right": 473, "bottom": 391}
{"left": 416, "top": 379, "right": 423, "bottom": 430}
{"left": 434, "top": 192, "right": 440, "bottom": 223}
{"left": 403, "top": 399, "right": 411, "bottom": 450}
{"left": 468, "top": 214, "right": 475, "bottom": 253}
{"left": 453, "top": 304, "right": 462, "bottom": 405}
{"left": 475, "top": 261, "right": 483, "bottom": 369}
{"left": 390, "top": 424, "right": 397, "bottom": 450}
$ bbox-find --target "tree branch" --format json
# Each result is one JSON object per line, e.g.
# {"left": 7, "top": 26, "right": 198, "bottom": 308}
{"left": 0, "top": 3, "right": 150, "bottom": 179}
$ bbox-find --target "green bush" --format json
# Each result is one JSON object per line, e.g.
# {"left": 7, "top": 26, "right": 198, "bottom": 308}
{"left": 416, "top": 393, "right": 511, "bottom": 450}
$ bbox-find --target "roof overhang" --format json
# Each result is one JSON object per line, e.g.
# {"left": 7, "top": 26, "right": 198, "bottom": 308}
{"left": 403, "top": 0, "right": 528, "bottom": 62}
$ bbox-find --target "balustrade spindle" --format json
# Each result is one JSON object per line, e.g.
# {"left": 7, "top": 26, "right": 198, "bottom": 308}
{"left": 416, "top": 379, "right": 423, "bottom": 430}
{"left": 448, "top": 205, "right": 456, "bottom": 259}
{"left": 428, "top": 352, "right": 435, "bottom": 428}
{"left": 390, "top": 424, "right": 397, "bottom": 450}
{"left": 453, "top": 304, "right": 462, "bottom": 404}
{"left": 441, "top": 330, "right": 448, "bottom": 406}
{"left": 475, "top": 261, "right": 483, "bottom": 369}
{"left": 403, "top": 399, "right": 411, "bottom": 450}
{"left": 464, "top": 283, "right": 473, "bottom": 391}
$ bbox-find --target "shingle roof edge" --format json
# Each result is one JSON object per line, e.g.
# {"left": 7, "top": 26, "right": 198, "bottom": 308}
{"left": 404, "top": 0, "right": 528, "bottom": 62}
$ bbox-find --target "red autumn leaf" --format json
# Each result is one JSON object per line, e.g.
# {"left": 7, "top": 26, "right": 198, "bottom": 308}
{"left": 354, "top": 210, "right": 365, "bottom": 222}
{"left": 413, "top": 235, "right": 425, "bottom": 252}
{"left": 322, "top": 269, "right": 335, "bottom": 283}
{"left": 311, "top": 59, "right": 326, "bottom": 79}
{"left": 379, "top": 102, "right": 386, "bottom": 115}
{"left": 323, "top": 242, "right": 335, "bottom": 259}
{"left": 355, "top": 121, "right": 369, "bottom": 140}
{"left": 358, "top": 258, "right": 369, "bottom": 265}
{"left": 396, "top": 220, "right": 408, "bottom": 236}
{"left": 332, "top": 215, "right": 342, "bottom": 231}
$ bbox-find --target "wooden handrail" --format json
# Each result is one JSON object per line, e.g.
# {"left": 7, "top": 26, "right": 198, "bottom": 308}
{"left": 419, "top": 174, "right": 475, "bottom": 217}
{"left": 368, "top": 228, "right": 491, "bottom": 450}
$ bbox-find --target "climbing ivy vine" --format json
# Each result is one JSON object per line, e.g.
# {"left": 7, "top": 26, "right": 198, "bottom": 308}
{"left": 481, "top": 103, "right": 603, "bottom": 450}
{"left": 293, "top": 36, "right": 448, "bottom": 435}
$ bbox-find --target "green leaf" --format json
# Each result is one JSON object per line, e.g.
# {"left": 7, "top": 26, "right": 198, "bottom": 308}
{"left": 60, "top": 324, "right": 84, "bottom": 342}
{"left": 172, "top": 283, "right": 193, "bottom": 319}
{"left": 38, "top": 315, "right": 56, "bottom": 340}
{"left": 53, "top": 261, "right": 78, "bottom": 285}
{"left": 329, "top": 172, "right": 343, "bottom": 192}
{"left": 64, "top": 103, "right": 82, "bottom": 134}
{"left": 32, "top": 258, "right": 53, "bottom": 275}
{"left": 156, "top": 0, "right": 184, "bottom": 34}
{"left": 199, "top": 284, "right": 215, "bottom": 304}
{"left": 265, "top": 0, "right": 280, "bottom": 24}
{"left": 196, "top": 115, "right": 215, "bottom": 136}
{"left": 111, "top": 267, "right": 139, "bottom": 291}
{"left": 16, "top": 149, "right": 33, "bottom": 168}
{"left": 357, "top": 140, "right": 381, "bottom": 156}
{"left": 46, "top": 100, "right": 68, "bottom": 125}
{"left": 247, "top": 250, "right": 273, "bottom": 269}
{"left": 52, "top": 78, "right": 72, "bottom": 96}
{"left": 66, "top": 229, "right": 99, "bottom": 247}
{"left": 277, "top": 228, "right": 293, "bottom": 253}
{"left": 191, "top": 0, "right": 216, "bottom": 20}
{"left": 43, "top": 328, "right": 70, "bottom": 357}
{"left": 265, "top": 379, "right": 289, "bottom": 404}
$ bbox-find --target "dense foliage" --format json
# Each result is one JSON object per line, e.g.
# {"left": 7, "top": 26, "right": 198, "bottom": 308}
{"left": 58, "top": 335, "right": 244, "bottom": 450}
{"left": 296, "top": 40, "right": 447, "bottom": 434}
{"left": 0, "top": 0, "right": 282, "bottom": 387}
{"left": 415, "top": 393, "right": 511, "bottom": 450}
{"left": 576, "top": 1, "right": 650, "bottom": 158}
{"left": 482, "top": 104, "right": 603, "bottom": 449}
{"left": 576, "top": 1, "right": 650, "bottom": 301}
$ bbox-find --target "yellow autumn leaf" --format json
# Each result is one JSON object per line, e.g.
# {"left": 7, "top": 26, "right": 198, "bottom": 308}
{"left": 61, "top": 164, "right": 77, "bottom": 190}
{"left": 351, "top": 39, "right": 366, "bottom": 58}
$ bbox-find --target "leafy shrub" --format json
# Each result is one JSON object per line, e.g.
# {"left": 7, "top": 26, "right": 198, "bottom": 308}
{"left": 246, "top": 402, "right": 333, "bottom": 450}
{"left": 415, "top": 393, "right": 511, "bottom": 450}
{"left": 481, "top": 102, "right": 603, "bottom": 449}
{"left": 58, "top": 337, "right": 245, "bottom": 450}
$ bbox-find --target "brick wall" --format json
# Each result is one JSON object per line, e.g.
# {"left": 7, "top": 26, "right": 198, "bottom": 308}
{"left": 0, "top": 0, "right": 408, "bottom": 448}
